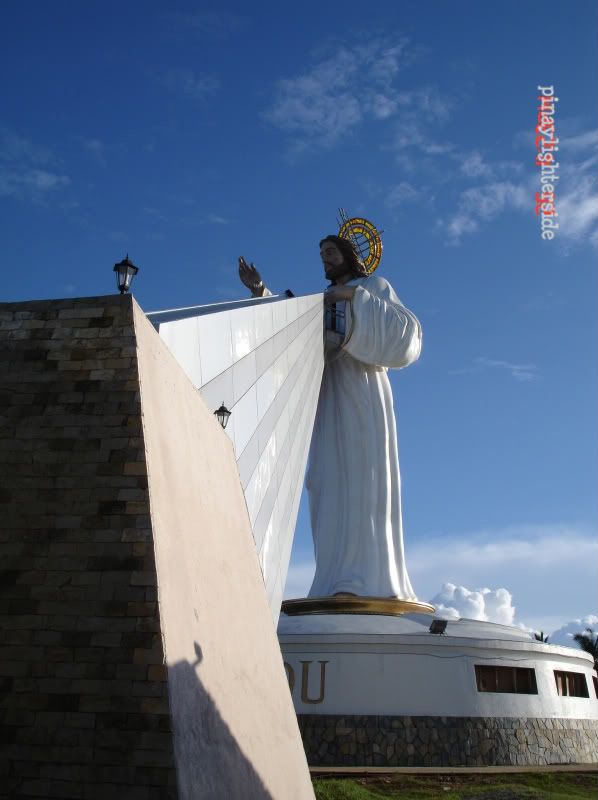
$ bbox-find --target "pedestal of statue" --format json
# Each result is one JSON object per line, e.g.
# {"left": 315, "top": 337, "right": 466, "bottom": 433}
{"left": 277, "top": 605, "right": 598, "bottom": 768}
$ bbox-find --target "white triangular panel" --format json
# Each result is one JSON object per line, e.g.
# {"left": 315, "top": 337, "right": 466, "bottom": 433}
{"left": 147, "top": 294, "right": 323, "bottom": 620}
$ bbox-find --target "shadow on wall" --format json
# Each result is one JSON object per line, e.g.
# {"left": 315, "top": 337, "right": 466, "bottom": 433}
{"left": 169, "top": 642, "right": 274, "bottom": 800}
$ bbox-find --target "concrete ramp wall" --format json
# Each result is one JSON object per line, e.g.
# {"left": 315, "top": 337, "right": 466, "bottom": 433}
{"left": 134, "top": 302, "right": 314, "bottom": 799}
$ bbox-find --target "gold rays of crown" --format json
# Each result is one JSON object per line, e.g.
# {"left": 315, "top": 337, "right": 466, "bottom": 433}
{"left": 337, "top": 208, "right": 383, "bottom": 275}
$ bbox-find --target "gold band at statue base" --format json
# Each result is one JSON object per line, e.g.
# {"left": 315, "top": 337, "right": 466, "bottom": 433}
{"left": 281, "top": 595, "right": 436, "bottom": 617}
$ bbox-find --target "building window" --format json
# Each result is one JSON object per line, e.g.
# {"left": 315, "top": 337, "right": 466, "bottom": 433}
{"left": 593, "top": 675, "right": 598, "bottom": 699}
{"left": 475, "top": 665, "right": 538, "bottom": 694}
{"left": 554, "top": 670, "right": 589, "bottom": 698}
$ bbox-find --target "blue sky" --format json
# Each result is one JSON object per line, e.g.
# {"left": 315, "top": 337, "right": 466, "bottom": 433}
{"left": 2, "top": 1, "right": 596, "bottom": 636}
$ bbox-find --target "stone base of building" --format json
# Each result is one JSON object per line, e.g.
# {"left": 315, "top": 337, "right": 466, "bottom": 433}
{"left": 298, "top": 715, "right": 598, "bottom": 767}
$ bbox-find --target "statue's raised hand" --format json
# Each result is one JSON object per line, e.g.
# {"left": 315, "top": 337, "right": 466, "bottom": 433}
{"left": 238, "top": 256, "right": 265, "bottom": 296}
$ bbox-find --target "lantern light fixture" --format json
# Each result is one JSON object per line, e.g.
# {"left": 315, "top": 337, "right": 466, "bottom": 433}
{"left": 214, "top": 402, "right": 231, "bottom": 430}
{"left": 113, "top": 254, "right": 139, "bottom": 294}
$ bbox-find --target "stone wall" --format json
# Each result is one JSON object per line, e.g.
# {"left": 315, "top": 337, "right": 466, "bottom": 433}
{"left": 0, "top": 295, "right": 177, "bottom": 799}
{"left": 298, "top": 714, "right": 598, "bottom": 767}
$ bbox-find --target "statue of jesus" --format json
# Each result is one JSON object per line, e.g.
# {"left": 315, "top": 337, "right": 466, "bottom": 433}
{"left": 239, "top": 234, "right": 422, "bottom": 601}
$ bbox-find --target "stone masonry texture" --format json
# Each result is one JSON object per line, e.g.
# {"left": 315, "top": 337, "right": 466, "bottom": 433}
{"left": 298, "top": 714, "right": 598, "bottom": 767}
{"left": 0, "top": 296, "right": 177, "bottom": 799}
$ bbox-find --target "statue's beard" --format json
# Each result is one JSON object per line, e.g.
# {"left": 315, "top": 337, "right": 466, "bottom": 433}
{"left": 324, "top": 261, "right": 347, "bottom": 282}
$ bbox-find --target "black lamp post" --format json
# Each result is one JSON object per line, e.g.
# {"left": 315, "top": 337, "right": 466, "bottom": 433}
{"left": 113, "top": 255, "right": 139, "bottom": 294}
{"left": 214, "top": 402, "right": 231, "bottom": 429}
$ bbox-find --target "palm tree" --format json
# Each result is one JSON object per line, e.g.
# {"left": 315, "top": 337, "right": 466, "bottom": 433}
{"left": 573, "top": 627, "right": 598, "bottom": 671}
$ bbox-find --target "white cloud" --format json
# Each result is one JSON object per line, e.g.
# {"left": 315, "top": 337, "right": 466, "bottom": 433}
{"left": 395, "top": 86, "right": 452, "bottom": 122}
{"left": 507, "top": 126, "right": 596, "bottom": 247}
{"left": 556, "top": 160, "right": 598, "bottom": 246}
{"left": 0, "top": 127, "right": 52, "bottom": 165}
{"left": 431, "top": 583, "right": 516, "bottom": 625}
{"left": 390, "top": 114, "right": 453, "bottom": 157}
{"left": 444, "top": 212, "right": 478, "bottom": 241}
{"left": 409, "top": 524, "right": 596, "bottom": 578}
{"left": 369, "top": 93, "right": 398, "bottom": 121}
{"left": 461, "top": 182, "right": 528, "bottom": 220}
{"left": 449, "top": 356, "right": 540, "bottom": 382}
{"left": 519, "top": 291, "right": 565, "bottom": 312}
{"left": 431, "top": 592, "right": 598, "bottom": 645}
{"left": 265, "top": 47, "right": 362, "bottom": 149}
{"left": 168, "top": 10, "right": 245, "bottom": 39}
{"left": 513, "top": 129, "right": 534, "bottom": 149}
{"left": 383, "top": 86, "right": 455, "bottom": 160}
{"left": 203, "top": 213, "right": 229, "bottom": 225}
{"left": 0, "top": 127, "right": 70, "bottom": 201}
{"left": 442, "top": 180, "right": 528, "bottom": 244}
{"left": 82, "top": 138, "right": 106, "bottom": 164}
{"left": 434, "top": 126, "right": 595, "bottom": 247}
{"left": 386, "top": 181, "right": 421, "bottom": 208}
{"left": 459, "top": 151, "right": 490, "bottom": 178}
{"left": 368, "top": 46, "right": 402, "bottom": 83}
{"left": 265, "top": 40, "right": 457, "bottom": 158}
{"left": 265, "top": 39, "right": 413, "bottom": 152}
{"left": 542, "top": 128, "right": 598, "bottom": 246}
{"left": 284, "top": 523, "right": 596, "bottom": 634}
{"left": 456, "top": 151, "right": 523, "bottom": 179}
{"left": 27, "top": 170, "right": 69, "bottom": 191}
{"left": 407, "top": 523, "right": 597, "bottom": 632}
{"left": 549, "top": 615, "right": 598, "bottom": 647}
{"left": 476, "top": 357, "right": 539, "bottom": 382}
{"left": 0, "top": 167, "right": 70, "bottom": 199}
{"left": 143, "top": 206, "right": 165, "bottom": 220}
{"left": 560, "top": 129, "right": 598, "bottom": 152}
{"left": 161, "top": 68, "right": 219, "bottom": 99}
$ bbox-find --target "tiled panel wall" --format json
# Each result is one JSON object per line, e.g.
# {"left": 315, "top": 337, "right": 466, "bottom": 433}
{"left": 147, "top": 295, "right": 324, "bottom": 621}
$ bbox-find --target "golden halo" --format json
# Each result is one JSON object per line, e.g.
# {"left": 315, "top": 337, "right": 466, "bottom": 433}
{"left": 337, "top": 208, "right": 383, "bottom": 275}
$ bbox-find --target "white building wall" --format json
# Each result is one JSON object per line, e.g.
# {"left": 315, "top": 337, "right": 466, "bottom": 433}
{"left": 147, "top": 294, "right": 324, "bottom": 621}
{"left": 278, "top": 614, "right": 598, "bottom": 720}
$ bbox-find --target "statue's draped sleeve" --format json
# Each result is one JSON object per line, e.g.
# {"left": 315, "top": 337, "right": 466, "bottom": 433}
{"left": 341, "top": 276, "right": 422, "bottom": 369}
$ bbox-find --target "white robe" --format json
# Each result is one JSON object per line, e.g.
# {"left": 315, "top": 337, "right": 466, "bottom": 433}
{"left": 306, "top": 274, "right": 422, "bottom": 599}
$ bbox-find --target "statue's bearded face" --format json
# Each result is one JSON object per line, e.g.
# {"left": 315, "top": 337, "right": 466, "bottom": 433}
{"left": 320, "top": 241, "right": 346, "bottom": 282}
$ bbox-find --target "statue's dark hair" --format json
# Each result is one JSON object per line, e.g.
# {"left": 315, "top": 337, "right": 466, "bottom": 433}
{"left": 319, "top": 235, "right": 365, "bottom": 279}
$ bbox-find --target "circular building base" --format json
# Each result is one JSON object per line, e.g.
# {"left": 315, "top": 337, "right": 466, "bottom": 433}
{"left": 278, "top": 612, "right": 598, "bottom": 767}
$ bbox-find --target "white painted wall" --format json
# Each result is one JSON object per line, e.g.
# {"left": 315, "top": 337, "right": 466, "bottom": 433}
{"left": 279, "top": 614, "right": 598, "bottom": 720}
